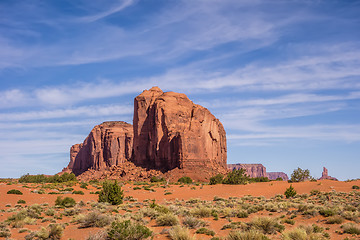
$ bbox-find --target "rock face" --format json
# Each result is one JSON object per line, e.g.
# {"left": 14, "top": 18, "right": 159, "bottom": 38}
{"left": 63, "top": 87, "right": 227, "bottom": 181}
{"left": 319, "top": 167, "right": 338, "bottom": 181}
{"left": 67, "top": 121, "right": 133, "bottom": 175}
{"left": 267, "top": 172, "right": 289, "bottom": 181}
{"left": 133, "top": 87, "right": 227, "bottom": 174}
{"left": 228, "top": 164, "right": 266, "bottom": 178}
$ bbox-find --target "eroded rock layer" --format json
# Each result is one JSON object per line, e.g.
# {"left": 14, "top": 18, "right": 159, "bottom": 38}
{"left": 66, "top": 121, "right": 133, "bottom": 175}
{"left": 133, "top": 87, "right": 227, "bottom": 173}
{"left": 319, "top": 167, "right": 338, "bottom": 181}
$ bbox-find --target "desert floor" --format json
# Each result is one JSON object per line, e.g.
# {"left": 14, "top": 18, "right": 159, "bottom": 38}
{"left": 1, "top": 179, "right": 359, "bottom": 240}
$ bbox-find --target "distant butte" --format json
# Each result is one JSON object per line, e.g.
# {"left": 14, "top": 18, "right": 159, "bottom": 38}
{"left": 227, "top": 163, "right": 289, "bottom": 181}
{"left": 62, "top": 87, "right": 227, "bottom": 181}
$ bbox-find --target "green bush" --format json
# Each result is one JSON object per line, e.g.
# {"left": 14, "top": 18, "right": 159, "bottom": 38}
{"left": 107, "top": 220, "right": 152, "bottom": 240}
{"left": 284, "top": 185, "right": 297, "bottom": 198}
{"left": 250, "top": 177, "right": 270, "bottom": 183}
{"left": 98, "top": 180, "right": 124, "bottom": 205}
{"left": 325, "top": 216, "right": 344, "bottom": 224}
{"left": 80, "top": 182, "right": 88, "bottom": 189}
{"left": 7, "top": 189, "right": 23, "bottom": 195}
{"left": 275, "top": 177, "right": 283, "bottom": 181}
{"left": 352, "top": 185, "right": 360, "bottom": 189}
{"left": 17, "top": 199, "right": 26, "bottom": 204}
{"left": 290, "top": 168, "right": 311, "bottom": 182}
{"left": 223, "top": 169, "right": 249, "bottom": 185}
{"left": 196, "top": 227, "right": 215, "bottom": 236}
{"left": 55, "top": 196, "right": 76, "bottom": 208}
{"left": 150, "top": 176, "right": 165, "bottom": 182}
{"left": 72, "top": 190, "right": 84, "bottom": 195}
{"left": 210, "top": 174, "right": 224, "bottom": 185}
{"left": 248, "top": 217, "right": 284, "bottom": 234}
{"left": 178, "top": 177, "right": 192, "bottom": 184}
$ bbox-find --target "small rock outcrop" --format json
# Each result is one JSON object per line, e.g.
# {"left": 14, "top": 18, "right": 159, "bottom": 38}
{"left": 133, "top": 87, "right": 227, "bottom": 175}
{"left": 319, "top": 167, "right": 338, "bottom": 181}
{"left": 65, "top": 121, "right": 133, "bottom": 175}
{"left": 267, "top": 172, "right": 289, "bottom": 181}
{"left": 228, "top": 164, "right": 267, "bottom": 178}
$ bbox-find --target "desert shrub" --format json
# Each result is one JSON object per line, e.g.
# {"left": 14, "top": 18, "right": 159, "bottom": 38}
{"left": 196, "top": 227, "right": 215, "bottom": 236}
{"left": 310, "top": 189, "right": 320, "bottom": 196}
{"left": 290, "top": 168, "right": 311, "bottom": 182}
{"left": 107, "top": 220, "right": 152, "bottom": 240}
{"left": 78, "top": 211, "right": 112, "bottom": 228}
{"left": 282, "top": 225, "right": 328, "bottom": 240}
{"left": 284, "top": 185, "right": 297, "bottom": 198}
{"left": 210, "top": 174, "right": 224, "bottom": 185}
{"left": 182, "top": 216, "right": 207, "bottom": 229}
{"left": 190, "top": 206, "right": 212, "bottom": 218}
{"left": 150, "top": 176, "right": 165, "bottom": 182}
{"left": 7, "top": 189, "right": 23, "bottom": 195}
{"left": 248, "top": 217, "right": 285, "bottom": 234}
{"left": 223, "top": 169, "right": 249, "bottom": 185}
{"left": 72, "top": 190, "right": 84, "bottom": 195}
{"left": 326, "top": 216, "right": 344, "bottom": 224}
{"left": 80, "top": 182, "right": 88, "bottom": 189}
{"left": 169, "top": 225, "right": 193, "bottom": 240}
{"left": 352, "top": 185, "right": 360, "bottom": 189}
{"left": 227, "top": 230, "right": 270, "bottom": 240}
{"left": 236, "top": 210, "right": 249, "bottom": 218}
{"left": 178, "top": 177, "right": 192, "bottom": 184}
{"left": 17, "top": 199, "right": 26, "bottom": 204}
{"left": 156, "top": 213, "right": 179, "bottom": 226}
{"left": 341, "top": 223, "right": 360, "bottom": 235}
{"left": 276, "top": 177, "right": 283, "bottom": 181}
{"left": 0, "top": 222, "right": 11, "bottom": 238}
{"left": 98, "top": 180, "right": 124, "bottom": 205}
{"left": 319, "top": 208, "right": 336, "bottom": 217}
{"left": 45, "top": 208, "right": 55, "bottom": 216}
{"left": 55, "top": 196, "right": 76, "bottom": 208}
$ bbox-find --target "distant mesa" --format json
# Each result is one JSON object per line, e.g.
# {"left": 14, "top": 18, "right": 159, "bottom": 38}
{"left": 62, "top": 87, "right": 227, "bottom": 181}
{"left": 318, "top": 167, "right": 338, "bottom": 181}
{"left": 227, "top": 163, "right": 289, "bottom": 181}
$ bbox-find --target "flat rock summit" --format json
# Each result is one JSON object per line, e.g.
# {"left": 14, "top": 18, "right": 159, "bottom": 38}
{"left": 63, "top": 87, "right": 227, "bottom": 181}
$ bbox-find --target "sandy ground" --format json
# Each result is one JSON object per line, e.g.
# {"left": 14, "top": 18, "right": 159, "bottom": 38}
{"left": 1, "top": 179, "right": 359, "bottom": 240}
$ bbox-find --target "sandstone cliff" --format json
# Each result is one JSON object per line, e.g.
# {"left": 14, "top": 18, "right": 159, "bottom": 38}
{"left": 228, "top": 163, "right": 267, "bottom": 178}
{"left": 66, "top": 121, "right": 133, "bottom": 175}
{"left": 319, "top": 167, "right": 338, "bottom": 181}
{"left": 133, "top": 87, "right": 227, "bottom": 174}
{"left": 64, "top": 87, "right": 227, "bottom": 181}
{"left": 267, "top": 172, "right": 289, "bottom": 181}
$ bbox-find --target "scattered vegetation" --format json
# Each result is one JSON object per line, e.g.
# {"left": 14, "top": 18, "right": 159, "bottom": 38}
{"left": 209, "top": 174, "right": 224, "bottom": 185}
{"left": 19, "top": 172, "right": 76, "bottom": 183}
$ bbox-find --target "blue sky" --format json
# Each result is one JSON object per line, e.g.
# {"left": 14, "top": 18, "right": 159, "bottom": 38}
{"left": 0, "top": 0, "right": 359, "bottom": 180}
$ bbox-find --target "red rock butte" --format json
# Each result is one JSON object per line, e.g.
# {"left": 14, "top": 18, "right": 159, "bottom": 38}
{"left": 63, "top": 87, "right": 228, "bottom": 181}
